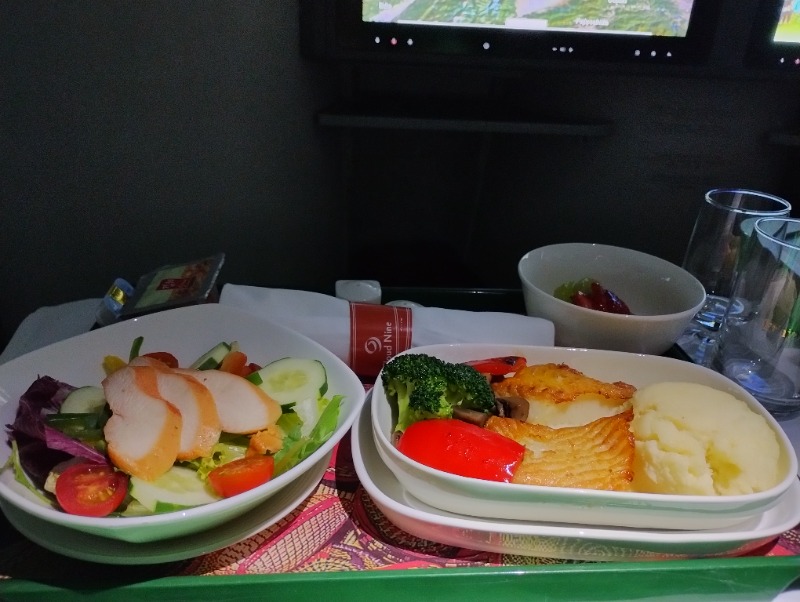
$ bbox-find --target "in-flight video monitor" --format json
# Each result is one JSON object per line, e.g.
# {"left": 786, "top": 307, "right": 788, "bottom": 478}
{"left": 747, "top": 0, "right": 800, "bottom": 73}
{"left": 302, "top": 1, "right": 720, "bottom": 71}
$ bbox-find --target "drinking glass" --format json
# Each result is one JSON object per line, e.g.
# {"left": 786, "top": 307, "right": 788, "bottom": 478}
{"left": 713, "top": 217, "right": 800, "bottom": 420}
{"left": 678, "top": 189, "right": 791, "bottom": 365}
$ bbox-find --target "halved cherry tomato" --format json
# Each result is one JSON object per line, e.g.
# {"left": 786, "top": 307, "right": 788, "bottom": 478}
{"left": 55, "top": 463, "right": 129, "bottom": 517}
{"left": 464, "top": 356, "right": 527, "bottom": 376}
{"left": 207, "top": 455, "right": 274, "bottom": 498}
{"left": 240, "top": 362, "right": 261, "bottom": 377}
{"left": 397, "top": 419, "right": 524, "bottom": 483}
{"left": 219, "top": 350, "right": 248, "bottom": 375}
{"left": 142, "top": 351, "right": 180, "bottom": 369}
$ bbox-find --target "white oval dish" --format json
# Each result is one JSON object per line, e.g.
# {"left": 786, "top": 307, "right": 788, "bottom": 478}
{"left": 370, "top": 344, "right": 797, "bottom": 530}
{"left": 0, "top": 303, "right": 366, "bottom": 543}
{"left": 355, "top": 397, "right": 800, "bottom": 561}
{"left": 0, "top": 452, "right": 329, "bottom": 564}
{"left": 518, "top": 243, "right": 706, "bottom": 354}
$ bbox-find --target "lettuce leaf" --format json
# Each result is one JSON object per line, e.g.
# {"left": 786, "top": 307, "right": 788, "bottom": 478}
{"left": 272, "top": 395, "right": 341, "bottom": 476}
{"left": 7, "top": 376, "right": 107, "bottom": 488}
{"left": 43, "top": 424, "right": 108, "bottom": 463}
{"left": 10, "top": 375, "right": 75, "bottom": 440}
{"left": 553, "top": 277, "right": 594, "bottom": 302}
{"left": 183, "top": 434, "right": 248, "bottom": 480}
{"left": 5, "top": 440, "right": 54, "bottom": 504}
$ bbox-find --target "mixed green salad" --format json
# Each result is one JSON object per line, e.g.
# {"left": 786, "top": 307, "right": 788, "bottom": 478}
{"left": 3, "top": 338, "right": 342, "bottom": 517}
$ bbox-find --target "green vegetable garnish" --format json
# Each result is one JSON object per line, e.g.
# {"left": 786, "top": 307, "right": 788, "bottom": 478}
{"left": 128, "top": 336, "right": 144, "bottom": 361}
{"left": 553, "top": 277, "right": 594, "bottom": 302}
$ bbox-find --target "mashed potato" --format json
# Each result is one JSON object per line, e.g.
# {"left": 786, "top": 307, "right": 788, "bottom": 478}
{"left": 630, "top": 382, "right": 782, "bottom": 496}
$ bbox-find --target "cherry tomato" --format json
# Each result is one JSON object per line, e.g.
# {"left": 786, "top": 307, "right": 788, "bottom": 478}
{"left": 397, "top": 419, "right": 524, "bottom": 483}
{"left": 208, "top": 455, "right": 274, "bottom": 497}
{"left": 55, "top": 463, "right": 129, "bottom": 517}
{"left": 464, "top": 356, "right": 527, "bottom": 375}
{"left": 241, "top": 362, "right": 261, "bottom": 377}
{"left": 141, "top": 351, "right": 180, "bottom": 369}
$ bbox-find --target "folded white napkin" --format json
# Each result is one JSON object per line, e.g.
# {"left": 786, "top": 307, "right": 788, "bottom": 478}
{"left": 220, "top": 284, "right": 554, "bottom": 375}
{"left": 0, "top": 299, "right": 102, "bottom": 365}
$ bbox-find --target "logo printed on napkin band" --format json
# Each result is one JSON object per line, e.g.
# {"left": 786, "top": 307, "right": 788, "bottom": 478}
{"left": 349, "top": 303, "right": 412, "bottom": 377}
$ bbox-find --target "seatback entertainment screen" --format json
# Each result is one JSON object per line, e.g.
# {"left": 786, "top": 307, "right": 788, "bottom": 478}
{"left": 744, "top": 0, "right": 800, "bottom": 72}
{"left": 774, "top": 0, "right": 800, "bottom": 43}
{"left": 303, "top": 0, "right": 718, "bottom": 69}
{"left": 362, "top": 0, "right": 697, "bottom": 38}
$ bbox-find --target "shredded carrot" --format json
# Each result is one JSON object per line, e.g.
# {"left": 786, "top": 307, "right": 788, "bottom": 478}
{"left": 219, "top": 350, "right": 248, "bottom": 375}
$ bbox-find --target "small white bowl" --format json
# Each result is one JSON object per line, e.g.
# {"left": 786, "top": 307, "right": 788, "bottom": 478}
{"left": 370, "top": 344, "right": 797, "bottom": 530}
{"left": 0, "top": 304, "right": 366, "bottom": 543}
{"left": 518, "top": 243, "right": 706, "bottom": 355}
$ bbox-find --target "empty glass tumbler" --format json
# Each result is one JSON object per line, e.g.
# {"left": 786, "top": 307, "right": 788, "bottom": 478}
{"left": 714, "top": 217, "right": 800, "bottom": 420}
{"left": 678, "top": 189, "right": 791, "bottom": 365}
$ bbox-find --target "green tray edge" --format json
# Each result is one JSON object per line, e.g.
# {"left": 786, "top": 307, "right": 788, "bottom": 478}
{"left": 2, "top": 556, "right": 799, "bottom": 602}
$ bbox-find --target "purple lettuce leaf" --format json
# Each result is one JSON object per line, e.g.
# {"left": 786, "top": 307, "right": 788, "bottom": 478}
{"left": 13, "top": 433, "right": 72, "bottom": 489}
{"left": 6, "top": 376, "right": 109, "bottom": 487}
{"left": 43, "top": 424, "right": 107, "bottom": 463}
{"left": 9, "top": 375, "right": 75, "bottom": 440}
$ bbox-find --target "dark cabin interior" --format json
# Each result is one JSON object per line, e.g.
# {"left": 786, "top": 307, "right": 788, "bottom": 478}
{"left": 2, "top": 1, "right": 799, "bottom": 351}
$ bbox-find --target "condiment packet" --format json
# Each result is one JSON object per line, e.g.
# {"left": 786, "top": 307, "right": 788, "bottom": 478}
{"left": 120, "top": 253, "right": 225, "bottom": 319}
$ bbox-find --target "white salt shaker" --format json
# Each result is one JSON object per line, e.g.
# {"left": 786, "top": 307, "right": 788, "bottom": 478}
{"left": 335, "top": 280, "right": 382, "bottom": 304}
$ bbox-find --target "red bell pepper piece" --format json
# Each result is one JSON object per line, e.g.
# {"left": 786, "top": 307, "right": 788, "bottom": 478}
{"left": 397, "top": 418, "right": 525, "bottom": 483}
{"left": 463, "top": 356, "right": 527, "bottom": 376}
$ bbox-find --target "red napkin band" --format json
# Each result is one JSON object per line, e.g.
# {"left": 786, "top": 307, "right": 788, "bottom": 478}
{"left": 349, "top": 303, "right": 412, "bottom": 377}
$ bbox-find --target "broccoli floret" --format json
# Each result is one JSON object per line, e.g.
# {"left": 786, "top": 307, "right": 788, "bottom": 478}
{"left": 381, "top": 353, "right": 451, "bottom": 432}
{"left": 381, "top": 353, "right": 495, "bottom": 433}
{"left": 405, "top": 378, "right": 453, "bottom": 428}
{"left": 442, "top": 362, "right": 496, "bottom": 414}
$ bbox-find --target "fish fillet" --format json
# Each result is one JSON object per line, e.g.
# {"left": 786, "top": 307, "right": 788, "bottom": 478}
{"left": 485, "top": 410, "right": 635, "bottom": 492}
{"left": 492, "top": 363, "right": 635, "bottom": 427}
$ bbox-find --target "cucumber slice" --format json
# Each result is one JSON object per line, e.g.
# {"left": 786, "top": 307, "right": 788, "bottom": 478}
{"left": 189, "top": 342, "right": 231, "bottom": 370}
{"left": 60, "top": 386, "right": 106, "bottom": 414}
{"left": 247, "top": 357, "right": 328, "bottom": 404}
{"left": 129, "top": 465, "right": 220, "bottom": 512}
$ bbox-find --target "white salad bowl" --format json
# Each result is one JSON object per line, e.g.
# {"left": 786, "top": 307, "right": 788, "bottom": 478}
{"left": 0, "top": 303, "right": 366, "bottom": 543}
{"left": 370, "top": 344, "right": 797, "bottom": 530}
{"left": 518, "top": 243, "right": 706, "bottom": 355}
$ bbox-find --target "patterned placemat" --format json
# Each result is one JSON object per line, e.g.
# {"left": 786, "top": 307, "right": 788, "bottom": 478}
{"left": 178, "top": 434, "right": 800, "bottom": 576}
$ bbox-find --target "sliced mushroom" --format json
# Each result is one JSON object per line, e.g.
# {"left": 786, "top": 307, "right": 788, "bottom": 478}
{"left": 495, "top": 396, "right": 530, "bottom": 421}
{"left": 452, "top": 406, "right": 493, "bottom": 428}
